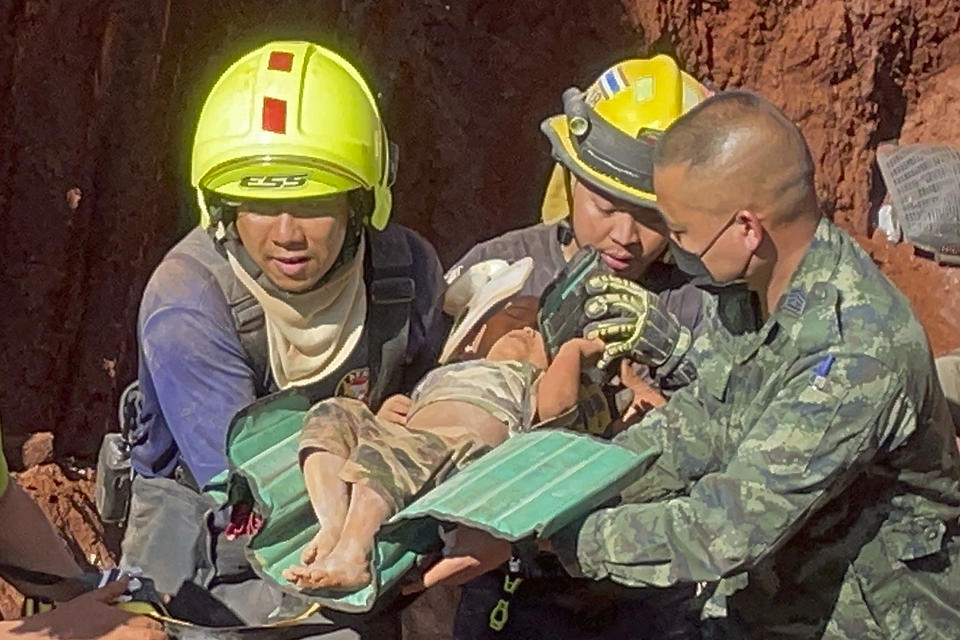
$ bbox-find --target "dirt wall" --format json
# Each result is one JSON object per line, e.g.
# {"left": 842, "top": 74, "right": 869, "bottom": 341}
{"left": 0, "top": 0, "right": 637, "bottom": 459}
{"left": 622, "top": 0, "right": 960, "bottom": 353}
{"left": 0, "top": 0, "right": 959, "bottom": 463}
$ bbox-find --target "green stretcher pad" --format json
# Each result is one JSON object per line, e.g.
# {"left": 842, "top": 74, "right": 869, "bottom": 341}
{"left": 384, "top": 428, "right": 657, "bottom": 540}
{"left": 219, "top": 390, "right": 659, "bottom": 614}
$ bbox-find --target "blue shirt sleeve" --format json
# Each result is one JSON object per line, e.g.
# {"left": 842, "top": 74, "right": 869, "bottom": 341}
{"left": 136, "top": 262, "right": 257, "bottom": 487}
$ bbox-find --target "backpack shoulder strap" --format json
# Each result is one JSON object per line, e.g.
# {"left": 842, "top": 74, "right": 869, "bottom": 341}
{"left": 166, "top": 228, "right": 270, "bottom": 393}
{"left": 365, "top": 224, "right": 416, "bottom": 408}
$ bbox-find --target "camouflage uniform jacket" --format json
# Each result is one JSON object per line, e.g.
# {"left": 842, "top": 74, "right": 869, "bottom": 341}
{"left": 552, "top": 217, "right": 960, "bottom": 638}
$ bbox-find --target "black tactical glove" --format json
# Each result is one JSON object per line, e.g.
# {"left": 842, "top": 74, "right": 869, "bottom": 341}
{"left": 581, "top": 274, "right": 690, "bottom": 372}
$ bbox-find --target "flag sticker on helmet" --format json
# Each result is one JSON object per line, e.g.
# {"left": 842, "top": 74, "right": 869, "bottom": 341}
{"left": 262, "top": 97, "right": 287, "bottom": 134}
{"left": 268, "top": 51, "right": 294, "bottom": 71}
{"left": 584, "top": 84, "right": 603, "bottom": 107}
{"left": 599, "top": 66, "right": 629, "bottom": 99}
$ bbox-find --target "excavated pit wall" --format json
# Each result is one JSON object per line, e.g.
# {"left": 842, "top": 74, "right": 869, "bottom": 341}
{"left": 2, "top": 0, "right": 958, "bottom": 459}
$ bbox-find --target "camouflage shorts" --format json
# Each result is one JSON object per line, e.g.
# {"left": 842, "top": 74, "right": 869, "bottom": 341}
{"left": 300, "top": 398, "right": 491, "bottom": 515}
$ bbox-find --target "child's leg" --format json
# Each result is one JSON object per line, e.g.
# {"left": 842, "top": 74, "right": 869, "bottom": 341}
{"left": 288, "top": 399, "right": 498, "bottom": 590}
{"left": 283, "top": 399, "right": 365, "bottom": 582}
{"left": 299, "top": 450, "right": 348, "bottom": 564}
{"left": 287, "top": 482, "right": 392, "bottom": 590}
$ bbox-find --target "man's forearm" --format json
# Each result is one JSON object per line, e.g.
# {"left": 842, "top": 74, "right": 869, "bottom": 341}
{"left": 0, "top": 481, "right": 80, "bottom": 578}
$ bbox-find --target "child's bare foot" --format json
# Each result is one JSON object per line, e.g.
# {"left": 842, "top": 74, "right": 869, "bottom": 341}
{"left": 283, "top": 563, "right": 312, "bottom": 583}
{"left": 281, "top": 529, "right": 340, "bottom": 583}
{"left": 286, "top": 550, "right": 371, "bottom": 591}
{"left": 286, "top": 477, "right": 388, "bottom": 591}
{"left": 300, "top": 528, "right": 339, "bottom": 565}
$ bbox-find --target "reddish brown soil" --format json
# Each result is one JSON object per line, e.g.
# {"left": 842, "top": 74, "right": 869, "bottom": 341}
{"left": 0, "top": 464, "right": 119, "bottom": 619}
{"left": 620, "top": 0, "right": 960, "bottom": 355}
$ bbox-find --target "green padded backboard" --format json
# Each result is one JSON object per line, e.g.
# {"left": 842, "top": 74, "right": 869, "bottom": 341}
{"left": 220, "top": 390, "right": 659, "bottom": 613}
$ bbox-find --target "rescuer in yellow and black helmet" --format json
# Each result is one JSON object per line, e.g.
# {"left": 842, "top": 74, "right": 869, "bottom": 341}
{"left": 450, "top": 54, "right": 710, "bottom": 294}
{"left": 440, "top": 55, "right": 715, "bottom": 640}
{"left": 540, "top": 54, "right": 709, "bottom": 221}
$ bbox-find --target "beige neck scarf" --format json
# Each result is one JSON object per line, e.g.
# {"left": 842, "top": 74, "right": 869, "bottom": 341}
{"left": 228, "top": 238, "right": 367, "bottom": 390}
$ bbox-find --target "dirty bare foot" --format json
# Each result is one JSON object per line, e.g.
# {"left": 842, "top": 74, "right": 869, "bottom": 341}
{"left": 283, "top": 563, "right": 312, "bottom": 583}
{"left": 299, "top": 450, "right": 349, "bottom": 562}
{"left": 287, "top": 482, "right": 390, "bottom": 591}
{"left": 286, "top": 550, "right": 372, "bottom": 591}
{"left": 300, "top": 527, "right": 340, "bottom": 565}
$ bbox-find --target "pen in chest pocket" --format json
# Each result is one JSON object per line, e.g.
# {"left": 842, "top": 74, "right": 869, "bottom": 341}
{"left": 812, "top": 355, "right": 836, "bottom": 390}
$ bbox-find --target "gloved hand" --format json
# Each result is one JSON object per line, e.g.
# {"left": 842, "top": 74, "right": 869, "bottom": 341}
{"left": 581, "top": 274, "right": 686, "bottom": 371}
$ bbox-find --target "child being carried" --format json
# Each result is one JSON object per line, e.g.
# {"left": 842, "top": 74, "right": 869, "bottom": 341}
{"left": 282, "top": 258, "right": 645, "bottom": 591}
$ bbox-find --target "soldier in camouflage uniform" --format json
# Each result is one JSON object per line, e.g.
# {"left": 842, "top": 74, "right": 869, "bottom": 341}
{"left": 422, "top": 91, "right": 960, "bottom": 638}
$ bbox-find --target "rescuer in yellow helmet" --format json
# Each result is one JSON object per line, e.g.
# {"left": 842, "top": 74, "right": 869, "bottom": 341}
{"left": 442, "top": 56, "right": 718, "bottom": 640}
{"left": 116, "top": 41, "right": 447, "bottom": 637}
{"left": 449, "top": 55, "right": 710, "bottom": 296}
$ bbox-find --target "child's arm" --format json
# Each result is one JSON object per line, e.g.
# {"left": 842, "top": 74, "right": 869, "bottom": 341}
{"left": 610, "top": 360, "right": 668, "bottom": 435}
{"left": 537, "top": 337, "right": 604, "bottom": 421}
{"left": 376, "top": 394, "right": 411, "bottom": 426}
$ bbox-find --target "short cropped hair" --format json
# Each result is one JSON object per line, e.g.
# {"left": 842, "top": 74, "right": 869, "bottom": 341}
{"left": 655, "top": 90, "right": 816, "bottom": 214}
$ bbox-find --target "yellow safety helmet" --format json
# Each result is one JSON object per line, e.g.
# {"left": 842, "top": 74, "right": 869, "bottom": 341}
{"left": 540, "top": 55, "right": 710, "bottom": 223}
{"left": 192, "top": 41, "right": 394, "bottom": 229}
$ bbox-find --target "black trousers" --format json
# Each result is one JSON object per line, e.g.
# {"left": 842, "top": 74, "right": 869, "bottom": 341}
{"left": 453, "top": 569, "right": 702, "bottom": 640}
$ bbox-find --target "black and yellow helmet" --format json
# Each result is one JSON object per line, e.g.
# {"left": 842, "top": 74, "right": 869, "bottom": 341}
{"left": 540, "top": 55, "right": 710, "bottom": 222}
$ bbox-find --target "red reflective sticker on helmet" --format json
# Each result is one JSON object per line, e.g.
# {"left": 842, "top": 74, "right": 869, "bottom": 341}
{"left": 268, "top": 51, "right": 293, "bottom": 72}
{"left": 262, "top": 97, "right": 287, "bottom": 133}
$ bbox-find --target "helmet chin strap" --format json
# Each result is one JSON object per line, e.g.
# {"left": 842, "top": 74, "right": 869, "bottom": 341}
{"left": 558, "top": 168, "right": 576, "bottom": 246}
{"left": 199, "top": 190, "right": 366, "bottom": 301}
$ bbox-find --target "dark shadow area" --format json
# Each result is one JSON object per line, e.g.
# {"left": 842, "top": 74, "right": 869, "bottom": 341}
{"left": 0, "top": 0, "right": 636, "bottom": 459}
